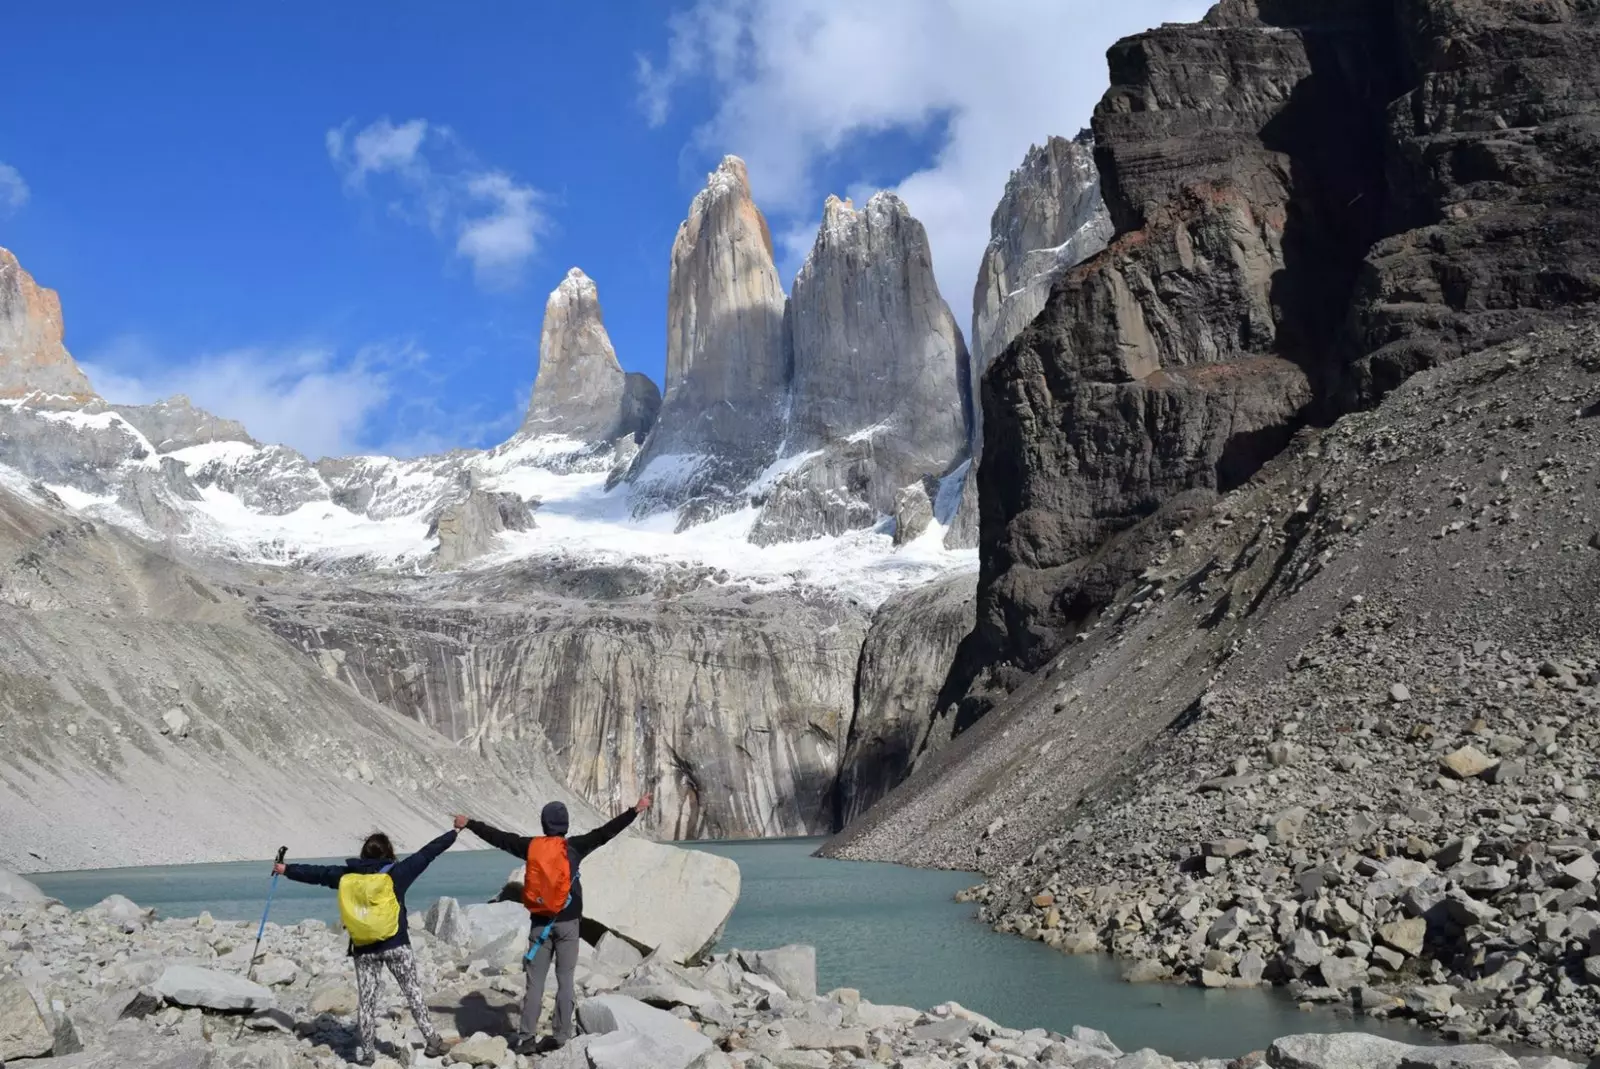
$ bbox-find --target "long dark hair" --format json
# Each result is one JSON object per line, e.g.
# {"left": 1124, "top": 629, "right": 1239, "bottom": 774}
{"left": 360, "top": 832, "right": 396, "bottom": 861}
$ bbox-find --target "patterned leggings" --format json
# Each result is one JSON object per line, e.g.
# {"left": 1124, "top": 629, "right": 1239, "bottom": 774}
{"left": 354, "top": 945, "right": 439, "bottom": 1059}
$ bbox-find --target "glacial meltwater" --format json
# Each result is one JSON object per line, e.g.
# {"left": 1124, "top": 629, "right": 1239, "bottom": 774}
{"left": 31, "top": 838, "right": 1430, "bottom": 1060}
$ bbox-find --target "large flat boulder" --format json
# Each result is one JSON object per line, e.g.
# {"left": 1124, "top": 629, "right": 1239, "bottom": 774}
{"left": 577, "top": 994, "right": 713, "bottom": 1069}
{"left": 0, "top": 980, "right": 54, "bottom": 1061}
{"left": 0, "top": 867, "right": 49, "bottom": 904}
{"left": 463, "top": 900, "right": 529, "bottom": 952}
{"left": 151, "top": 965, "right": 275, "bottom": 1012}
{"left": 579, "top": 838, "right": 740, "bottom": 965}
{"left": 1267, "top": 1035, "right": 1420, "bottom": 1069}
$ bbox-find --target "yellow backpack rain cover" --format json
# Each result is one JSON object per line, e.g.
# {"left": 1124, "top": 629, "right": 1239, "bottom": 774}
{"left": 338, "top": 865, "right": 401, "bottom": 946}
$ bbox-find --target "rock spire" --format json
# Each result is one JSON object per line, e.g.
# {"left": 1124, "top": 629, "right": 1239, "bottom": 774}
{"left": 0, "top": 247, "right": 96, "bottom": 401}
{"left": 629, "top": 156, "right": 788, "bottom": 521}
{"left": 522, "top": 267, "right": 659, "bottom": 444}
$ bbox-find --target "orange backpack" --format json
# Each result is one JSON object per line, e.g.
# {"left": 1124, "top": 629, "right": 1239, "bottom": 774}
{"left": 523, "top": 836, "right": 572, "bottom": 916}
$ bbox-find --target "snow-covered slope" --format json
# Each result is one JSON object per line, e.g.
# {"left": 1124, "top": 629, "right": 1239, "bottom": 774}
{"left": 0, "top": 396, "right": 974, "bottom": 605}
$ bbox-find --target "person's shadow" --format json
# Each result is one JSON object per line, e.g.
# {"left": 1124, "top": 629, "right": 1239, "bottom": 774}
{"left": 448, "top": 990, "right": 520, "bottom": 1038}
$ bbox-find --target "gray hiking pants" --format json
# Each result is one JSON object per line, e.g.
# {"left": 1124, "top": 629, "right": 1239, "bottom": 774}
{"left": 521, "top": 918, "right": 580, "bottom": 1042}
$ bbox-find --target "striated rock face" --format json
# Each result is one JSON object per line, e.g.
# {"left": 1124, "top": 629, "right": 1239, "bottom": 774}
{"left": 969, "top": 135, "right": 1112, "bottom": 455}
{"left": 261, "top": 574, "right": 871, "bottom": 841}
{"left": 630, "top": 157, "right": 788, "bottom": 521}
{"left": 752, "top": 194, "right": 969, "bottom": 544}
{"left": 833, "top": 572, "right": 976, "bottom": 830}
{"left": 0, "top": 248, "right": 96, "bottom": 402}
{"left": 522, "top": 268, "right": 659, "bottom": 444}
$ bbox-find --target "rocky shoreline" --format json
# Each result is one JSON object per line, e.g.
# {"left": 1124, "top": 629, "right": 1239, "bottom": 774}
{"left": 0, "top": 867, "right": 1589, "bottom": 1069}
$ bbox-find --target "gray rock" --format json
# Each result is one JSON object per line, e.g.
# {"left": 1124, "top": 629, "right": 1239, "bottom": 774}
{"left": 576, "top": 994, "right": 713, "bottom": 1069}
{"left": 424, "top": 896, "right": 472, "bottom": 948}
{"left": 1317, "top": 955, "right": 1369, "bottom": 991}
{"left": 737, "top": 945, "right": 817, "bottom": 1000}
{"left": 594, "top": 931, "right": 646, "bottom": 974}
{"left": 780, "top": 1020, "right": 867, "bottom": 1054}
{"left": 151, "top": 965, "right": 275, "bottom": 1012}
{"left": 1267, "top": 1033, "right": 1417, "bottom": 1069}
{"left": 1397, "top": 1047, "right": 1520, "bottom": 1068}
{"left": 0, "top": 981, "right": 54, "bottom": 1061}
{"left": 427, "top": 485, "right": 534, "bottom": 569}
{"left": 0, "top": 868, "right": 49, "bottom": 904}
{"left": 87, "top": 893, "right": 153, "bottom": 930}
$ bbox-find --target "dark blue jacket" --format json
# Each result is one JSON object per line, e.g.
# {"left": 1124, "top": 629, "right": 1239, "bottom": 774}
{"left": 467, "top": 810, "right": 635, "bottom": 923}
{"left": 283, "top": 829, "right": 457, "bottom": 955}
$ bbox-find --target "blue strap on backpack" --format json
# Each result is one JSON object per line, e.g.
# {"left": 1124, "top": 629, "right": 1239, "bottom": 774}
{"left": 525, "top": 873, "right": 577, "bottom": 961}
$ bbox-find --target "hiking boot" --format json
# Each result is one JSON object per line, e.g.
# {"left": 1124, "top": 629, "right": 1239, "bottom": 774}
{"left": 537, "top": 1036, "right": 566, "bottom": 1054}
{"left": 511, "top": 1035, "right": 542, "bottom": 1057}
{"left": 352, "top": 1051, "right": 377, "bottom": 1068}
{"left": 422, "top": 1035, "right": 449, "bottom": 1058}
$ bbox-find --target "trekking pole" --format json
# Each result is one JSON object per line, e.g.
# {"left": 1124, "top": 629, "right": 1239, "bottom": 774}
{"left": 246, "top": 846, "right": 288, "bottom": 982}
{"left": 235, "top": 846, "right": 286, "bottom": 1040}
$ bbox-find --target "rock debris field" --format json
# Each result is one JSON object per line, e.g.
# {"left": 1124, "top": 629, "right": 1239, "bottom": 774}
{"left": 0, "top": 870, "right": 1591, "bottom": 1069}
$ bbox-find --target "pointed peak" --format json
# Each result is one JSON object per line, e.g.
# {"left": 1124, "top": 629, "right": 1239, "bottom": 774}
{"left": 822, "top": 194, "right": 856, "bottom": 224}
{"left": 554, "top": 266, "right": 598, "bottom": 301}
{"left": 700, "top": 155, "right": 754, "bottom": 204}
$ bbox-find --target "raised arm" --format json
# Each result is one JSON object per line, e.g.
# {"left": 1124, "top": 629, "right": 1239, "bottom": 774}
{"left": 462, "top": 817, "right": 533, "bottom": 859}
{"left": 388, "top": 829, "right": 459, "bottom": 892}
{"left": 279, "top": 862, "right": 346, "bottom": 889}
{"left": 569, "top": 794, "right": 651, "bottom": 860}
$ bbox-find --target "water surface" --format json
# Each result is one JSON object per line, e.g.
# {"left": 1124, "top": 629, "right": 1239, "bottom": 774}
{"left": 32, "top": 837, "right": 1428, "bottom": 1060}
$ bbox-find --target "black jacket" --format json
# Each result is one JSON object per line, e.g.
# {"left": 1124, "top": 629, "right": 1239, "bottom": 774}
{"left": 467, "top": 809, "right": 636, "bottom": 923}
{"left": 283, "top": 829, "right": 457, "bottom": 955}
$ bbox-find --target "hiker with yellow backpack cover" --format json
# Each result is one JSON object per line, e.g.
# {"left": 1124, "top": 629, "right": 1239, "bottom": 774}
{"left": 275, "top": 818, "right": 464, "bottom": 1065}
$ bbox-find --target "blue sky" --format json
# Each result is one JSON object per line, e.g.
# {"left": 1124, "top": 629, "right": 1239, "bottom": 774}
{"left": 0, "top": 1, "right": 1207, "bottom": 459}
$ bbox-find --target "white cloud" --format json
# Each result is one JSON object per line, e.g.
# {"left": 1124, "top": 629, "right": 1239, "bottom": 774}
{"left": 456, "top": 172, "right": 547, "bottom": 289}
{"left": 639, "top": 0, "right": 1212, "bottom": 320}
{"left": 0, "top": 162, "right": 29, "bottom": 216}
{"left": 327, "top": 117, "right": 545, "bottom": 289}
{"left": 81, "top": 338, "right": 414, "bottom": 460}
{"left": 326, "top": 117, "right": 429, "bottom": 189}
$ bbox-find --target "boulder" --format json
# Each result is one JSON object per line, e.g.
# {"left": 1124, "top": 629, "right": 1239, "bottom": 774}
{"left": 1267, "top": 1034, "right": 1416, "bottom": 1069}
{"left": 1396, "top": 1048, "right": 1519, "bottom": 1068}
{"left": 1377, "top": 917, "right": 1427, "bottom": 958}
{"left": 308, "top": 983, "right": 357, "bottom": 1016}
{"left": 1440, "top": 747, "right": 1497, "bottom": 780}
{"left": 424, "top": 896, "right": 472, "bottom": 948}
{"left": 463, "top": 900, "right": 530, "bottom": 952}
{"left": 781, "top": 1020, "right": 868, "bottom": 1055}
{"left": 0, "top": 867, "right": 49, "bottom": 904}
{"left": 87, "top": 894, "right": 153, "bottom": 930}
{"left": 594, "top": 931, "right": 646, "bottom": 974}
{"left": 0, "top": 981, "right": 54, "bottom": 1061}
{"left": 580, "top": 838, "right": 740, "bottom": 965}
{"left": 448, "top": 1032, "right": 509, "bottom": 1067}
{"left": 576, "top": 994, "right": 713, "bottom": 1069}
{"left": 152, "top": 965, "right": 275, "bottom": 1012}
{"left": 737, "top": 945, "right": 817, "bottom": 999}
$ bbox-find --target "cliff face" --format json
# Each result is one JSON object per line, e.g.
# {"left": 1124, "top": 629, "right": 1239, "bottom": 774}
{"left": 630, "top": 157, "right": 790, "bottom": 522}
{"left": 751, "top": 193, "right": 969, "bottom": 545}
{"left": 969, "top": 135, "right": 1112, "bottom": 457}
{"left": 961, "top": 0, "right": 1600, "bottom": 702}
{"left": 522, "top": 268, "right": 659, "bottom": 444}
{"left": 0, "top": 249, "right": 96, "bottom": 402}
{"left": 260, "top": 575, "right": 870, "bottom": 840}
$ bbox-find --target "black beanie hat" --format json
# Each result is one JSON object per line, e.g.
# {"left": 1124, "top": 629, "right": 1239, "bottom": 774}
{"left": 541, "top": 801, "right": 570, "bottom": 836}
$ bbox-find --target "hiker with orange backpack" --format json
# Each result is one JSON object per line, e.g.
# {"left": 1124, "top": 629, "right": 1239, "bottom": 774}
{"left": 457, "top": 795, "right": 650, "bottom": 1055}
{"left": 274, "top": 819, "right": 463, "bottom": 1065}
